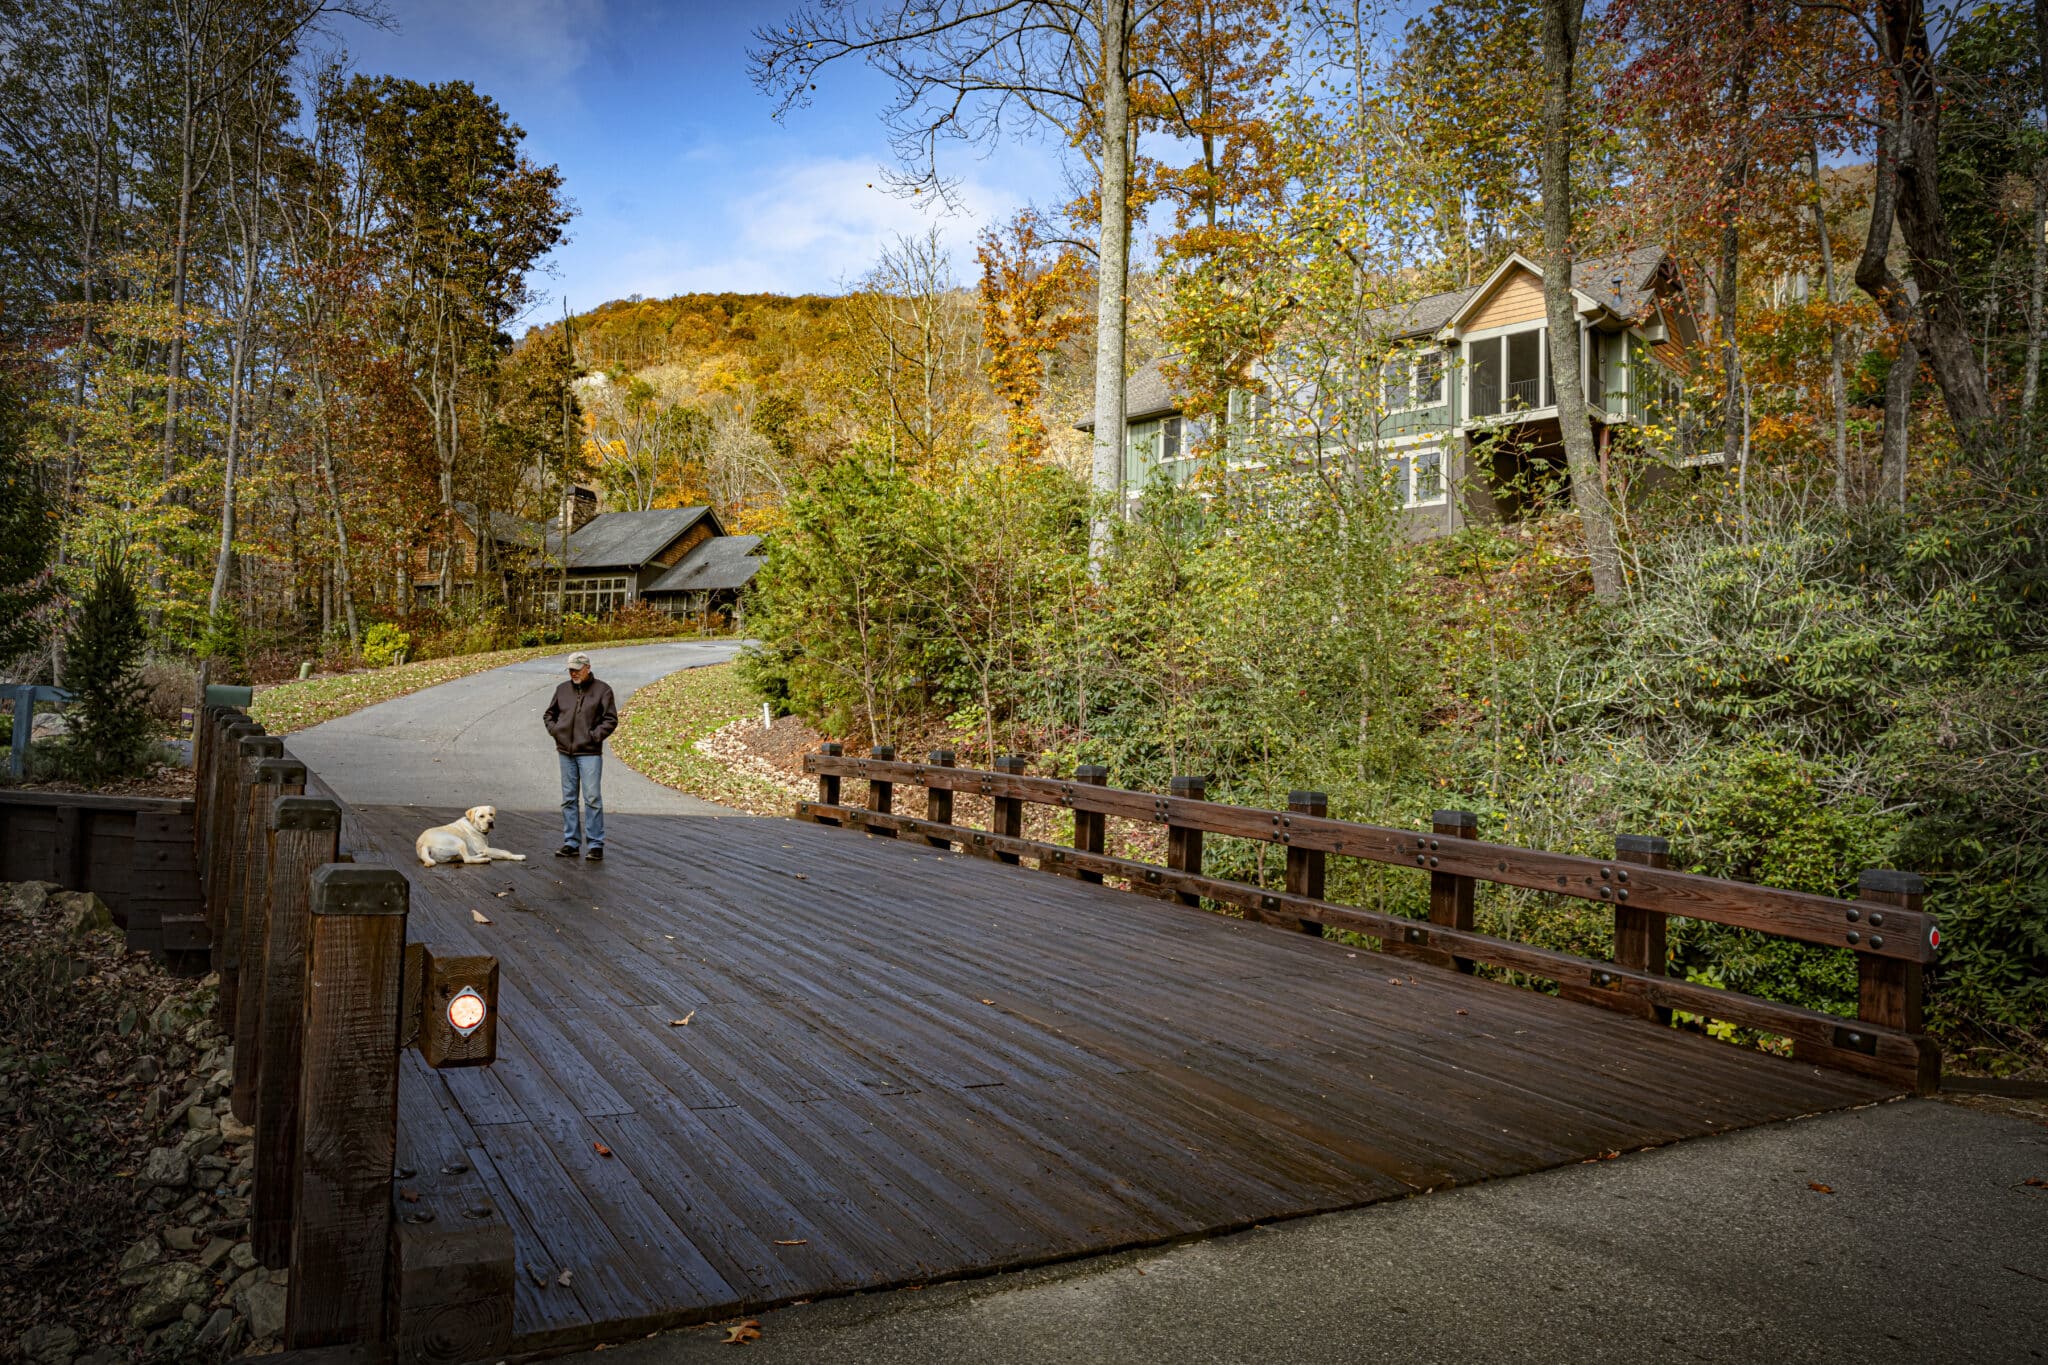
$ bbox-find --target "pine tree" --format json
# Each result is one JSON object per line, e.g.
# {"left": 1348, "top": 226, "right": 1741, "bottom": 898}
{"left": 61, "top": 545, "right": 157, "bottom": 782}
{"left": 0, "top": 382, "right": 55, "bottom": 668}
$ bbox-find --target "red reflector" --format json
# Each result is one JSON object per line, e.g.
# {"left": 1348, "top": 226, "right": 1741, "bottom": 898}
{"left": 448, "top": 987, "right": 487, "bottom": 1035}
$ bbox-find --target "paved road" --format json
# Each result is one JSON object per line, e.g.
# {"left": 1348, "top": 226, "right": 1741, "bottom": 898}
{"left": 598, "top": 1097, "right": 2048, "bottom": 1365}
{"left": 286, "top": 640, "right": 746, "bottom": 819}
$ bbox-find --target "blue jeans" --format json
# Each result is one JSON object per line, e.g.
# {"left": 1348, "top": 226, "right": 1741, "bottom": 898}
{"left": 558, "top": 752, "right": 604, "bottom": 850}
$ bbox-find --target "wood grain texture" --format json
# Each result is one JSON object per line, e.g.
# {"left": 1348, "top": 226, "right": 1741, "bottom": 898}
{"left": 286, "top": 863, "right": 407, "bottom": 1348}
{"left": 343, "top": 803, "right": 1894, "bottom": 1355}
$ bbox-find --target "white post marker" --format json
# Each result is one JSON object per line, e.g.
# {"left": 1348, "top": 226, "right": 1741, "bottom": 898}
{"left": 762, "top": 702, "right": 773, "bottom": 731}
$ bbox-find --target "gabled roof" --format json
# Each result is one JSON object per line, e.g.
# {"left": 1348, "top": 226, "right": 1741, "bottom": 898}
{"left": 1362, "top": 285, "right": 1480, "bottom": 340}
{"left": 453, "top": 501, "right": 548, "bottom": 549}
{"left": 1076, "top": 356, "right": 1187, "bottom": 430}
{"left": 643, "top": 534, "right": 765, "bottom": 594}
{"left": 566, "top": 507, "right": 715, "bottom": 570}
{"left": 1443, "top": 247, "right": 1674, "bottom": 332}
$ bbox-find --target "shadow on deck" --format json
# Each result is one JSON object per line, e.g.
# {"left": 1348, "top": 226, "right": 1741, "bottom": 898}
{"left": 357, "top": 805, "right": 1892, "bottom": 1352}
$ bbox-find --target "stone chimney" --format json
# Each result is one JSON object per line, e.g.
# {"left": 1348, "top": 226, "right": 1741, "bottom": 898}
{"left": 561, "top": 485, "right": 599, "bottom": 537}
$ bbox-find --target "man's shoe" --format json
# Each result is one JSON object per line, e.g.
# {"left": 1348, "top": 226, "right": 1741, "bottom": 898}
{"left": 555, "top": 845, "right": 579, "bottom": 858}
{"left": 585, "top": 846, "right": 604, "bottom": 862}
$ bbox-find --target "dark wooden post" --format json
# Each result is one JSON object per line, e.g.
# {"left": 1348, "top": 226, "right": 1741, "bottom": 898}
{"left": 1430, "top": 809, "right": 1478, "bottom": 971}
{"left": 206, "top": 717, "right": 259, "bottom": 892}
{"left": 252, "top": 796, "right": 341, "bottom": 1269}
{"left": 925, "top": 750, "right": 955, "bottom": 849}
{"left": 1071, "top": 765, "right": 1108, "bottom": 884}
{"left": 1613, "top": 833, "right": 1671, "bottom": 1023}
{"left": 215, "top": 734, "right": 282, "bottom": 988}
{"left": 1165, "top": 775, "right": 1207, "bottom": 906}
{"left": 991, "top": 754, "right": 1030, "bottom": 864}
{"left": 287, "top": 863, "right": 408, "bottom": 1349}
{"left": 816, "top": 742, "right": 842, "bottom": 808}
{"left": 231, "top": 757, "right": 305, "bottom": 1121}
{"left": 867, "top": 745, "right": 895, "bottom": 838}
{"left": 192, "top": 704, "right": 220, "bottom": 866}
{"left": 1855, "top": 869, "right": 1938, "bottom": 1093}
{"left": 1284, "top": 791, "right": 1328, "bottom": 934}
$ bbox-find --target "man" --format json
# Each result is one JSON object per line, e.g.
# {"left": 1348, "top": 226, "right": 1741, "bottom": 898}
{"left": 543, "top": 651, "right": 617, "bottom": 861}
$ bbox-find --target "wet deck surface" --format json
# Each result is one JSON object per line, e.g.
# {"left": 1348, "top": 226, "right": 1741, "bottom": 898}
{"left": 355, "top": 805, "right": 1894, "bottom": 1351}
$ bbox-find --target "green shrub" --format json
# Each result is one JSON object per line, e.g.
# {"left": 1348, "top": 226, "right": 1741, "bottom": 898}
{"left": 58, "top": 545, "right": 158, "bottom": 783}
{"left": 362, "top": 623, "right": 410, "bottom": 668}
{"left": 197, "top": 607, "right": 247, "bottom": 682}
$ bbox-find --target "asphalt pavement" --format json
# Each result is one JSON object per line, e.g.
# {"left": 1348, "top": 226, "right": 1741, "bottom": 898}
{"left": 284, "top": 639, "right": 746, "bottom": 820}
{"left": 594, "top": 1097, "right": 2048, "bottom": 1365}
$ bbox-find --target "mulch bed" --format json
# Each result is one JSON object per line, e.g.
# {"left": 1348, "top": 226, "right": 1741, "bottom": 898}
{"left": 10, "top": 764, "right": 196, "bottom": 802}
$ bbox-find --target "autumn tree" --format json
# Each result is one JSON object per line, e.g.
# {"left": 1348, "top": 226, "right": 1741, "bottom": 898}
{"left": 978, "top": 211, "right": 1088, "bottom": 462}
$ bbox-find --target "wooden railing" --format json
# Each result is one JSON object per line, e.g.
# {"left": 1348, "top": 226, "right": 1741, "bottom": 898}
{"left": 190, "top": 703, "right": 512, "bottom": 1361}
{"left": 798, "top": 746, "right": 1941, "bottom": 1095}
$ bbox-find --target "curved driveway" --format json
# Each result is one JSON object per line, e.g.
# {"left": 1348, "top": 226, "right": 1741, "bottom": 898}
{"left": 286, "top": 640, "right": 746, "bottom": 818}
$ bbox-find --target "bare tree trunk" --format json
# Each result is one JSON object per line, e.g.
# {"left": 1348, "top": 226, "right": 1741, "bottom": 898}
{"left": 210, "top": 80, "right": 270, "bottom": 616}
{"left": 1536, "top": 0, "right": 1621, "bottom": 599}
{"left": 1856, "top": 123, "right": 1916, "bottom": 511}
{"left": 2026, "top": 0, "right": 2048, "bottom": 414}
{"left": 312, "top": 371, "right": 359, "bottom": 647}
{"left": 1088, "top": 0, "right": 1131, "bottom": 566}
{"left": 1808, "top": 144, "right": 1852, "bottom": 508}
{"left": 1876, "top": 0, "right": 1997, "bottom": 441}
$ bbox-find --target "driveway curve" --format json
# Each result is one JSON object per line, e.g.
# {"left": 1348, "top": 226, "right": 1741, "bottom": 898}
{"left": 285, "top": 639, "right": 746, "bottom": 818}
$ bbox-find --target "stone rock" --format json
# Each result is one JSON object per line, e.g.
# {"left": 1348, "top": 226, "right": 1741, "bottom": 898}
{"left": 162, "top": 1226, "right": 200, "bottom": 1252}
{"left": 116, "top": 1003, "right": 139, "bottom": 1037}
{"left": 194, "top": 1307, "right": 236, "bottom": 1350}
{"left": 6, "top": 881, "right": 55, "bottom": 916}
{"left": 150, "top": 995, "right": 210, "bottom": 1040}
{"left": 145, "top": 1320, "right": 196, "bottom": 1356}
{"left": 124, "top": 1055, "right": 159, "bottom": 1085}
{"left": 180, "top": 1301, "right": 203, "bottom": 1324}
{"left": 53, "top": 890, "right": 111, "bottom": 937}
{"left": 75, "top": 1353, "right": 119, "bottom": 1365}
{"left": 185, "top": 1103, "right": 218, "bottom": 1133}
{"left": 198, "top": 1237, "right": 232, "bottom": 1270}
{"left": 227, "top": 1266, "right": 267, "bottom": 1300}
{"left": 182, "top": 1131, "right": 223, "bottom": 1160}
{"left": 219, "top": 1112, "right": 252, "bottom": 1141}
{"left": 128, "top": 1260, "right": 208, "bottom": 1329}
{"left": 138, "top": 1146, "right": 190, "bottom": 1190}
{"left": 238, "top": 1278, "right": 288, "bottom": 1341}
{"left": 227, "top": 1241, "right": 257, "bottom": 1272}
{"left": 17, "top": 1323, "right": 80, "bottom": 1365}
{"left": 118, "top": 1234, "right": 162, "bottom": 1276}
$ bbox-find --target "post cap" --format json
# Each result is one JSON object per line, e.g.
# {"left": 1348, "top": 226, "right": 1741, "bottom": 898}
{"left": 1289, "top": 790, "right": 1329, "bottom": 811}
{"left": 928, "top": 749, "right": 956, "bottom": 765}
{"left": 310, "top": 863, "right": 408, "bottom": 916}
{"left": 273, "top": 796, "right": 341, "bottom": 831}
{"left": 203, "top": 683, "right": 254, "bottom": 708}
{"left": 1169, "top": 775, "right": 1207, "bottom": 796}
{"left": 1074, "top": 764, "right": 1110, "bottom": 781}
{"left": 871, "top": 745, "right": 896, "bottom": 760}
{"left": 820, "top": 741, "right": 842, "bottom": 756}
{"left": 1859, "top": 869, "right": 1926, "bottom": 897}
{"left": 1432, "top": 809, "right": 1479, "bottom": 830}
{"left": 254, "top": 757, "right": 307, "bottom": 785}
{"left": 996, "top": 753, "right": 1032, "bottom": 773}
{"left": 226, "top": 720, "right": 263, "bottom": 739}
{"left": 1615, "top": 833, "right": 1670, "bottom": 856}
{"left": 238, "top": 735, "right": 284, "bottom": 760}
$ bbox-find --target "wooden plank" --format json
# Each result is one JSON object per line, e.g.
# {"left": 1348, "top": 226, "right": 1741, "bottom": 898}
{"left": 391, "top": 1053, "right": 514, "bottom": 1365}
{"left": 287, "top": 863, "right": 408, "bottom": 1350}
{"left": 232, "top": 758, "right": 306, "bottom": 1120}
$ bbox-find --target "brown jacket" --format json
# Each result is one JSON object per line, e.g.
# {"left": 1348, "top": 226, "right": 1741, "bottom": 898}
{"left": 543, "top": 677, "right": 618, "bottom": 756}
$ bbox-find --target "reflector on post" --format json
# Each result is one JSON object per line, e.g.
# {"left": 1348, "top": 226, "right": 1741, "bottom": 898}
{"left": 415, "top": 947, "right": 498, "bottom": 1068}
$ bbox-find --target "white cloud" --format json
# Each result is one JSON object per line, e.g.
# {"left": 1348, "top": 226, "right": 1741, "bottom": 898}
{"left": 358, "top": 0, "right": 609, "bottom": 103}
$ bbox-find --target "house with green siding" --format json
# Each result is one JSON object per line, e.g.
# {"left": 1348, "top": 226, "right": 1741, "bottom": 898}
{"left": 1087, "top": 247, "right": 1703, "bottom": 539}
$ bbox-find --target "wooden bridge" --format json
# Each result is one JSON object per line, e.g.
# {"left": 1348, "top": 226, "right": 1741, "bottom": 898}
{"left": 187, "top": 714, "right": 1939, "bottom": 1362}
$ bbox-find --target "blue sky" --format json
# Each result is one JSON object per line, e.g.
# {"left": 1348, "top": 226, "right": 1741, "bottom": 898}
{"left": 341, "top": 0, "right": 1072, "bottom": 318}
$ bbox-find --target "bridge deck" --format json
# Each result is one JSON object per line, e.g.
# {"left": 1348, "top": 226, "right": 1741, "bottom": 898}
{"left": 357, "top": 805, "right": 1893, "bottom": 1351}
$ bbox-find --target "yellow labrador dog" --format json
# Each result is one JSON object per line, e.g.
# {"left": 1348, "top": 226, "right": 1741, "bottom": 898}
{"left": 415, "top": 806, "right": 527, "bottom": 868}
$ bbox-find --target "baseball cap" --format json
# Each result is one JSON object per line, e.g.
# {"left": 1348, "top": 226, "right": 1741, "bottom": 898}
{"left": 566, "top": 651, "right": 592, "bottom": 671}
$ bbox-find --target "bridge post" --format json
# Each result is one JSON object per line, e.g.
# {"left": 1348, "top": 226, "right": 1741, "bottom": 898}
{"left": 1430, "top": 810, "right": 1478, "bottom": 971}
{"left": 925, "top": 750, "right": 956, "bottom": 849}
{"left": 231, "top": 756, "right": 306, "bottom": 1121}
{"left": 252, "top": 796, "right": 342, "bottom": 1268}
{"left": 287, "top": 863, "right": 408, "bottom": 1349}
{"left": 816, "top": 742, "right": 842, "bottom": 809}
{"left": 1166, "top": 776, "right": 1207, "bottom": 906}
{"left": 206, "top": 717, "right": 260, "bottom": 896}
{"left": 1851, "top": 870, "right": 1939, "bottom": 1093}
{"left": 216, "top": 734, "right": 283, "bottom": 996}
{"left": 868, "top": 745, "right": 895, "bottom": 838}
{"left": 1284, "top": 791, "right": 1328, "bottom": 934}
{"left": 1071, "top": 765, "right": 1108, "bottom": 883}
{"left": 1613, "top": 834, "right": 1671, "bottom": 1023}
{"left": 992, "top": 754, "right": 1031, "bottom": 864}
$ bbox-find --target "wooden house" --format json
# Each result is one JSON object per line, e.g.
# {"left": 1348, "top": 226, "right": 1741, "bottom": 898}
{"left": 1093, "top": 247, "right": 1702, "bottom": 540}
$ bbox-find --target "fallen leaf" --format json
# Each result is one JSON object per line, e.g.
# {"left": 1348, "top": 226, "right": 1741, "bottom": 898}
{"left": 773, "top": 1238, "right": 808, "bottom": 1246}
{"left": 557, "top": 1268, "right": 574, "bottom": 1286}
{"left": 1455, "top": 1009, "right": 1470, "bottom": 1016}
{"left": 669, "top": 1010, "right": 697, "bottom": 1027}
{"left": 792, "top": 873, "right": 808, "bottom": 881}
{"left": 471, "top": 909, "right": 492, "bottom": 925}
{"left": 398, "top": 1188, "right": 420, "bottom": 1204}
{"left": 594, "top": 1141, "right": 613, "bottom": 1158}
{"left": 495, "top": 890, "right": 510, "bottom": 898}
{"left": 1808, "top": 1182, "right": 1833, "bottom": 1194}
{"left": 1387, "top": 978, "right": 1402, "bottom": 986}
{"left": 2023, "top": 1177, "right": 2046, "bottom": 1188}
{"left": 721, "top": 1320, "right": 762, "bottom": 1345}
{"left": 980, "top": 998, "right": 994, "bottom": 1006}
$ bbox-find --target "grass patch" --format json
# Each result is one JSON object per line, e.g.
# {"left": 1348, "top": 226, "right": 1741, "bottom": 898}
{"left": 611, "top": 662, "right": 790, "bottom": 814}
{"left": 250, "top": 637, "right": 676, "bottom": 735}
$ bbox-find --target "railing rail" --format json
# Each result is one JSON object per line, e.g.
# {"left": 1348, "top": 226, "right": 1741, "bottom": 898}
{"left": 799, "top": 747, "right": 1940, "bottom": 1094}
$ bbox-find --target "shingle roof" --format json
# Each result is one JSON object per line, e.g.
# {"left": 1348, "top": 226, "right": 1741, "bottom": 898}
{"left": 1572, "top": 246, "right": 1669, "bottom": 320}
{"left": 565, "top": 507, "right": 712, "bottom": 570}
{"left": 1074, "top": 356, "right": 1188, "bottom": 430}
{"left": 1362, "top": 285, "right": 1480, "bottom": 339}
{"left": 643, "top": 534, "right": 765, "bottom": 594}
{"left": 453, "top": 501, "right": 548, "bottom": 549}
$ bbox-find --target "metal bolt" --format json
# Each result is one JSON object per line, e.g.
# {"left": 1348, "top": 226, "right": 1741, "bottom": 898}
{"left": 464, "top": 1205, "right": 493, "bottom": 1220}
{"left": 1871, "top": 936, "right": 1884, "bottom": 949}
{"left": 1616, "top": 870, "right": 1629, "bottom": 883}
{"left": 405, "top": 1210, "right": 436, "bottom": 1224}
{"left": 393, "top": 1166, "right": 417, "bottom": 1180}
{"left": 1846, "top": 908, "right": 1860, "bottom": 922}
{"left": 1600, "top": 867, "right": 1612, "bottom": 880}
{"left": 1429, "top": 839, "right": 1440, "bottom": 851}
{"left": 440, "top": 1162, "right": 469, "bottom": 1176}
{"left": 1600, "top": 887, "right": 1613, "bottom": 900}
{"left": 1616, "top": 889, "right": 1629, "bottom": 902}
{"left": 1848, "top": 1032, "right": 1863, "bottom": 1046}
{"left": 1416, "top": 855, "right": 1427, "bottom": 866}
{"left": 1428, "top": 857, "right": 1439, "bottom": 868}
{"left": 1847, "top": 931, "right": 1860, "bottom": 944}
{"left": 1868, "top": 912, "right": 1884, "bottom": 927}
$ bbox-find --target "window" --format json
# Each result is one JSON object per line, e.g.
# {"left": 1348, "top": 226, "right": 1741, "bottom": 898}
{"left": 1413, "top": 350, "right": 1444, "bottom": 406}
{"left": 1384, "top": 446, "right": 1448, "bottom": 508}
{"left": 1383, "top": 349, "right": 1446, "bottom": 413}
{"left": 559, "top": 574, "right": 630, "bottom": 617}
{"left": 1382, "top": 355, "right": 1411, "bottom": 411}
{"left": 1161, "top": 415, "right": 1185, "bottom": 461}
